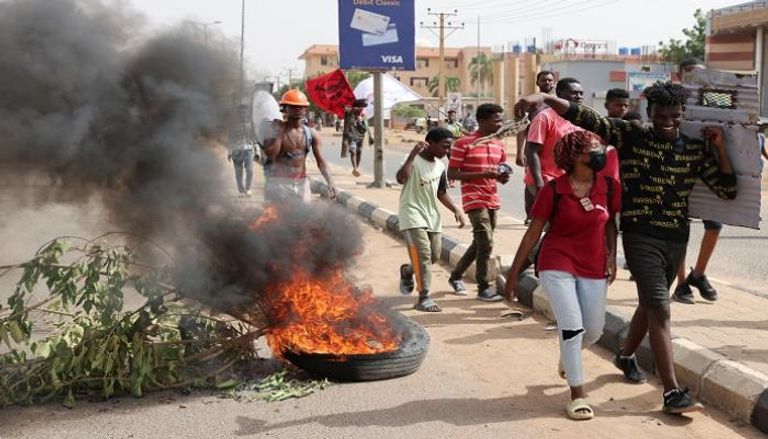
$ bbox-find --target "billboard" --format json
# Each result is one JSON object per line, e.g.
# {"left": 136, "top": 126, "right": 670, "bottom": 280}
{"left": 627, "top": 71, "right": 670, "bottom": 97}
{"left": 338, "top": 0, "right": 415, "bottom": 71}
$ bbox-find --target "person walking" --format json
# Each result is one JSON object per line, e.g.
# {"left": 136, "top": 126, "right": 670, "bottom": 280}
{"left": 514, "top": 81, "right": 737, "bottom": 415}
{"left": 505, "top": 130, "right": 620, "bottom": 420}
{"left": 397, "top": 128, "right": 466, "bottom": 312}
{"left": 446, "top": 103, "right": 511, "bottom": 302}
{"left": 342, "top": 99, "right": 372, "bottom": 177}
{"left": 263, "top": 89, "right": 336, "bottom": 203}
{"left": 228, "top": 105, "right": 255, "bottom": 197}
{"left": 523, "top": 77, "right": 584, "bottom": 223}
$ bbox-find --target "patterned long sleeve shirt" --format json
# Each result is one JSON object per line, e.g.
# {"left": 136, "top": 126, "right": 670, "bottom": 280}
{"left": 563, "top": 102, "right": 737, "bottom": 242}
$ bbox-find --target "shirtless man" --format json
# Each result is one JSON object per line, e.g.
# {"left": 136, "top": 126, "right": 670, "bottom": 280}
{"left": 263, "top": 89, "right": 336, "bottom": 203}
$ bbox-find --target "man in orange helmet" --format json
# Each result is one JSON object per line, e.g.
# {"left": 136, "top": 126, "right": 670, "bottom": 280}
{"left": 263, "top": 89, "right": 336, "bottom": 203}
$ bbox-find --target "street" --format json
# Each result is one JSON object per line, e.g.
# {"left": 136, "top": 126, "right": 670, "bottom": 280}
{"left": 319, "top": 133, "right": 768, "bottom": 297}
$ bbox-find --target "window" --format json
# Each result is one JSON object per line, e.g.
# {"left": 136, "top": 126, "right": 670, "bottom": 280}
{"left": 410, "top": 77, "right": 429, "bottom": 87}
{"left": 445, "top": 58, "right": 459, "bottom": 69}
{"left": 320, "top": 55, "right": 329, "bottom": 66}
{"left": 416, "top": 58, "right": 429, "bottom": 68}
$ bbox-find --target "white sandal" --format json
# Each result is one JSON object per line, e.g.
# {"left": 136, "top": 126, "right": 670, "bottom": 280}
{"left": 566, "top": 398, "right": 594, "bottom": 420}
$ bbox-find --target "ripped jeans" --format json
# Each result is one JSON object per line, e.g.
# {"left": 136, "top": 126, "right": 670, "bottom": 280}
{"left": 539, "top": 270, "right": 607, "bottom": 387}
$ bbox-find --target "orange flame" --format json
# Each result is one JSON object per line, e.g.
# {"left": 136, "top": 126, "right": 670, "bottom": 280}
{"left": 250, "top": 206, "right": 278, "bottom": 230}
{"left": 265, "top": 269, "right": 402, "bottom": 357}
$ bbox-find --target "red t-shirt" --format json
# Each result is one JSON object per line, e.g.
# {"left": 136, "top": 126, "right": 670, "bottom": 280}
{"left": 532, "top": 174, "right": 621, "bottom": 278}
{"left": 524, "top": 108, "right": 580, "bottom": 186}
{"left": 449, "top": 131, "right": 507, "bottom": 212}
{"left": 599, "top": 146, "right": 620, "bottom": 182}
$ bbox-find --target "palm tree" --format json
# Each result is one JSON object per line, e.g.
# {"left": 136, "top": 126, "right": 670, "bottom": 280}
{"left": 427, "top": 75, "right": 461, "bottom": 97}
{"left": 468, "top": 53, "right": 492, "bottom": 97}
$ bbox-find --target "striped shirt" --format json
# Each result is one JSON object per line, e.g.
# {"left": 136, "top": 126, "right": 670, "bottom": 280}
{"left": 448, "top": 131, "right": 507, "bottom": 212}
{"left": 564, "top": 102, "right": 737, "bottom": 242}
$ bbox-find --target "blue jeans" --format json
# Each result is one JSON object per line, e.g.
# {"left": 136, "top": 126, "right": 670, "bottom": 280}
{"left": 232, "top": 150, "right": 254, "bottom": 193}
{"left": 539, "top": 270, "right": 607, "bottom": 387}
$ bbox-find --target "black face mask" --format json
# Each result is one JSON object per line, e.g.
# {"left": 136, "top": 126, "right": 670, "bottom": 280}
{"left": 586, "top": 150, "right": 607, "bottom": 172}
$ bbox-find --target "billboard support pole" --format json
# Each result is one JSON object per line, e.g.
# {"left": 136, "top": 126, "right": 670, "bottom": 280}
{"left": 372, "top": 71, "right": 385, "bottom": 188}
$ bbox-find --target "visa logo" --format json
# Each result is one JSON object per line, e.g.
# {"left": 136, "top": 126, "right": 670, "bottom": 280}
{"left": 381, "top": 55, "right": 403, "bottom": 63}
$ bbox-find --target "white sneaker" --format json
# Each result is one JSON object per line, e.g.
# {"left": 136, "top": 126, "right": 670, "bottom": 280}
{"left": 245, "top": 190, "right": 252, "bottom": 197}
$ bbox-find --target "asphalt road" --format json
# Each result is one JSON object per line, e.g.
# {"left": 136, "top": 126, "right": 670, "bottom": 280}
{"left": 320, "top": 135, "right": 768, "bottom": 297}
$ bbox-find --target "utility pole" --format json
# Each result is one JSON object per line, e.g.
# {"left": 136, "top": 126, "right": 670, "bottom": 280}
{"left": 284, "top": 68, "right": 298, "bottom": 88}
{"left": 420, "top": 9, "right": 463, "bottom": 125}
{"left": 238, "top": 0, "right": 245, "bottom": 106}
{"left": 476, "top": 16, "right": 480, "bottom": 109}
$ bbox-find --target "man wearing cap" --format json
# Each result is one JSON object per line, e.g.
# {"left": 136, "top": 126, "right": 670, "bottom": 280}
{"left": 263, "top": 89, "right": 336, "bottom": 203}
{"left": 343, "top": 99, "right": 373, "bottom": 177}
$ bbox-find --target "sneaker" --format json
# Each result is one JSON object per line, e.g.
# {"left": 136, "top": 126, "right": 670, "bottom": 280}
{"left": 613, "top": 353, "right": 648, "bottom": 383}
{"left": 476, "top": 287, "right": 503, "bottom": 302}
{"left": 662, "top": 387, "right": 704, "bottom": 414}
{"left": 448, "top": 277, "right": 469, "bottom": 296}
{"left": 245, "top": 189, "right": 252, "bottom": 197}
{"left": 399, "top": 264, "right": 414, "bottom": 295}
{"left": 686, "top": 270, "right": 718, "bottom": 301}
{"left": 672, "top": 283, "right": 695, "bottom": 304}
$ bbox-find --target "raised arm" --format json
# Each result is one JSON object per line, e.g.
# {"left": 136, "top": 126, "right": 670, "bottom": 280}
{"left": 396, "top": 143, "right": 426, "bottom": 184}
{"left": 515, "top": 93, "right": 636, "bottom": 148}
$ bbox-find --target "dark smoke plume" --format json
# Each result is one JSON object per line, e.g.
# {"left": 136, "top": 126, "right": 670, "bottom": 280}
{"left": 0, "top": 0, "right": 364, "bottom": 313}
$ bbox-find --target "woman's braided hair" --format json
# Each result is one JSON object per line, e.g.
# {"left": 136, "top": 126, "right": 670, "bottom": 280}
{"left": 554, "top": 130, "right": 604, "bottom": 173}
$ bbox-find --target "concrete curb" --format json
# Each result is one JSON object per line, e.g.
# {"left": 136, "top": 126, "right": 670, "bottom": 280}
{"left": 311, "top": 180, "right": 768, "bottom": 432}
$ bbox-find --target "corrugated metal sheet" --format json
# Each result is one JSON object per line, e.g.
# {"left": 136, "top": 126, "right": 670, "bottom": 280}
{"left": 681, "top": 69, "right": 762, "bottom": 230}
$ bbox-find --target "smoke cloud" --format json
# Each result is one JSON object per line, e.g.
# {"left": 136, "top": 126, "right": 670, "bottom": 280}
{"left": 0, "top": 0, "right": 364, "bottom": 314}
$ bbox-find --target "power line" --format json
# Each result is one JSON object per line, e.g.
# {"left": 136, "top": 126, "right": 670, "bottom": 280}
{"left": 420, "top": 9, "right": 465, "bottom": 122}
{"left": 483, "top": 0, "right": 594, "bottom": 23}
{"left": 484, "top": 0, "right": 619, "bottom": 25}
{"left": 478, "top": 0, "right": 562, "bottom": 22}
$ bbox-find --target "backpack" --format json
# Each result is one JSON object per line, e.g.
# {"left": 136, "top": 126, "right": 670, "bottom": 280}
{"left": 533, "top": 175, "right": 615, "bottom": 275}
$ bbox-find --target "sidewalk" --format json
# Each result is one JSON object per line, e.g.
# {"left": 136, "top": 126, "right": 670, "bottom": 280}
{"left": 2, "top": 166, "right": 762, "bottom": 438}
{"left": 307, "top": 153, "right": 768, "bottom": 432}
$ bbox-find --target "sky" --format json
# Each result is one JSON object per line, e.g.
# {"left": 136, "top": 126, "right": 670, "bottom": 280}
{"left": 128, "top": 0, "right": 744, "bottom": 83}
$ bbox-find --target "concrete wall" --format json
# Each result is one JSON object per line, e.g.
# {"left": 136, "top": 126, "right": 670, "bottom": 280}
{"left": 543, "top": 60, "right": 676, "bottom": 109}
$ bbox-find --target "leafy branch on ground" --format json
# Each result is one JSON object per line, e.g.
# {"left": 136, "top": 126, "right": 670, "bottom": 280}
{"left": 0, "top": 237, "right": 299, "bottom": 408}
{"left": 223, "top": 369, "right": 330, "bottom": 403}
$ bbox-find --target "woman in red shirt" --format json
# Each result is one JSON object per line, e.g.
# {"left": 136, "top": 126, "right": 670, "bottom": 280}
{"left": 504, "top": 131, "right": 620, "bottom": 420}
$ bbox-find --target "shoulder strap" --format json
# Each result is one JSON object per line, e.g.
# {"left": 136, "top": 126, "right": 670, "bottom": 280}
{"left": 302, "top": 125, "right": 313, "bottom": 154}
{"left": 604, "top": 175, "right": 614, "bottom": 203}
{"left": 548, "top": 179, "right": 560, "bottom": 225}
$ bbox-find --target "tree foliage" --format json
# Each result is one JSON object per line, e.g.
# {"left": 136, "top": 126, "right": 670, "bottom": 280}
{"left": 426, "top": 76, "right": 461, "bottom": 97}
{"left": 658, "top": 8, "right": 707, "bottom": 65}
{"left": 468, "top": 53, "right": 493, "bottom": 97}
{"left": 391, "top": 103, "right": 426, "bottom": 118}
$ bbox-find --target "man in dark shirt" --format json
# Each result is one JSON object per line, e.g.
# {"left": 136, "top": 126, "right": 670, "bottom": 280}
{"left": 515, "top": 81, "right": 737, "bottom": 415}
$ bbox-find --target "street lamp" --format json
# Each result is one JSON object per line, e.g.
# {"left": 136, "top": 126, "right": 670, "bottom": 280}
{"left": 192, "top": 20, "right": 221, "bottom": 45}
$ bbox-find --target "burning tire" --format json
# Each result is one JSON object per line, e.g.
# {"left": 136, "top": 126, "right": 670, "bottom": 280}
{"left": 282, "top": 311, "right": 429, "bottom": 382}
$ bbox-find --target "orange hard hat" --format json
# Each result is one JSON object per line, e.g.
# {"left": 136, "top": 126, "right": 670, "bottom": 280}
{"left": 279, "top": 89, "right": 310, "bottom": 107}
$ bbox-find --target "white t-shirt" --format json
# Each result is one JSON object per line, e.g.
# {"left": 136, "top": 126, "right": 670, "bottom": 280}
{"left": 398, "top": 155, "right": 448, "bottom": 232}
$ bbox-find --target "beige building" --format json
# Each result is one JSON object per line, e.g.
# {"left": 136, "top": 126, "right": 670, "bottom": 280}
{"left": 298, "top": 44, "right": 493, "bottom": 99}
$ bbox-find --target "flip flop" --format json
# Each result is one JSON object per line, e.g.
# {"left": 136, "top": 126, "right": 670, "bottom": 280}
{"left": 566, "top": 398, "right": 594, "bottom": 421}
{"left": 414, "top": 297, "right": 442, "bottom": 312}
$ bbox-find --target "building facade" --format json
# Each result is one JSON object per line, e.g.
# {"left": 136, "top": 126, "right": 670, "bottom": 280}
{"left": 299, "top": 44, "right": 493, "bottom": 99}
{"left": 706, "top": 1, "right": 768, "bottom": 118}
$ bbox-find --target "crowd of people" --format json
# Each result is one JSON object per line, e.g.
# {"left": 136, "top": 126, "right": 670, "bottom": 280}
{"left": 229, "top": 61, "right": 750, "bottom": 421}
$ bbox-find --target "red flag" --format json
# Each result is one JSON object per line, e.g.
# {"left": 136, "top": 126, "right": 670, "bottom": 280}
{"left": 305, "top": 69, "right": 356, "bottom": 118}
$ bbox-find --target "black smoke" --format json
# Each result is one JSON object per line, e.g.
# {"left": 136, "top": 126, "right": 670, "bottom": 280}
{"left": 0, "top": 0, "right": 364, "bottom": 314}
